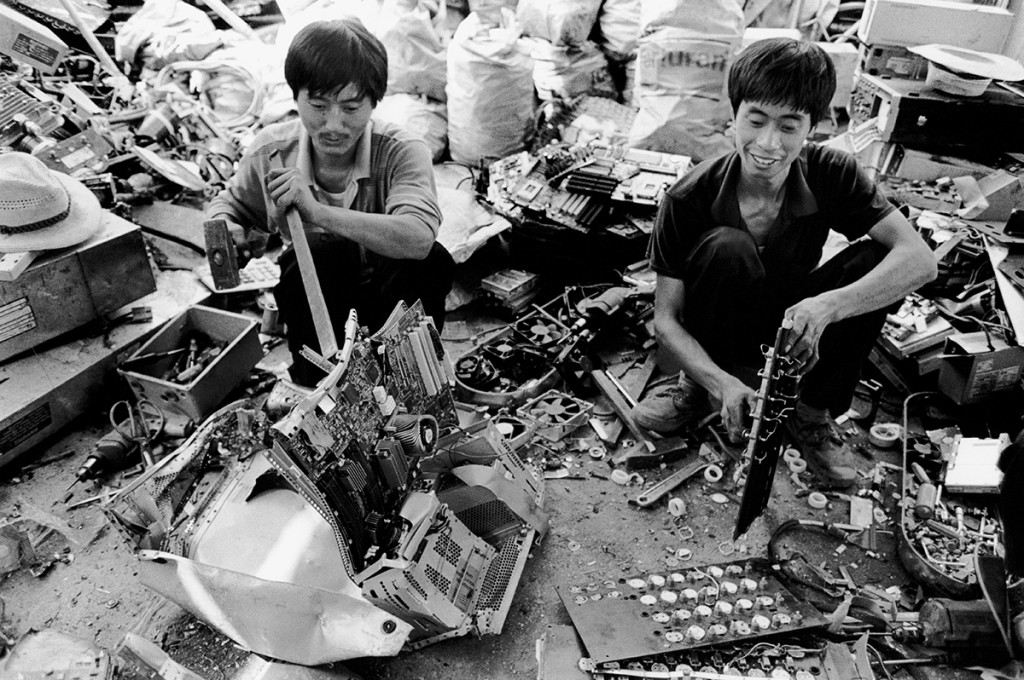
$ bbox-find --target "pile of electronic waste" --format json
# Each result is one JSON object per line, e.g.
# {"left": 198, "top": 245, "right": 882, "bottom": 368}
{"left": 104, "top": 303, "right": 548, "bottom": 665}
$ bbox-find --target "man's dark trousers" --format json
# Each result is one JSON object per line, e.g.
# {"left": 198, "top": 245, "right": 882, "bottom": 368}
{"left": 680, "top": 226, "right": 889, "bottom": 416}
{"left": 275, "top": 239, "right": 455, "bottom": 387}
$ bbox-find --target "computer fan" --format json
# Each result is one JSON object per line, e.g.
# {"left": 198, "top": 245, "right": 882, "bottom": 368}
{"left": 514, "top": 316, "right": 564, "bottom": 346}
{"left": 455, "top": 355, "right": 499, "bottom": 391}
{"left": 489, "top": 413, "right": 538, "bottom": 452}
{"left": 518, "top": 390, "right": 593, "bottom": 442}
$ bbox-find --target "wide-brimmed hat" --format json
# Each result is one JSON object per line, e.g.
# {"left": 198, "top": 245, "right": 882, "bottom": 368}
{"left": 0, "top": 152, "right": 103, "bottom": 253}
{"left": 909, "top": 44, "right": 1024, "bottom": 97}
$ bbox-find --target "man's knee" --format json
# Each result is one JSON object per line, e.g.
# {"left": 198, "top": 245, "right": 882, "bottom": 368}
{"left": 424, "top": 242, "right": 455, "bottom": 289}
{"left": 686, "top": 227, "right": 763, "bottom": 288}
{"left": 401, "top": 242, "right": 454, "bottom": 330}
{"left": 691, "top": 227, "right": 760, "bottom": 267}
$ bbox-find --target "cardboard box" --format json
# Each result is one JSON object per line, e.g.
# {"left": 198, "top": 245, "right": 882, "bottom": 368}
{"left": 858, "top": 0, "right": 1014, "bottom": 51}
{"left": 938, "top": 332, "right": 1024, "bottom": 404}
{"left": 0, "top": 212, "right": 156, "bottom": 364}
{"left": 119, "top": 305, "right": 262, "bottom": 423}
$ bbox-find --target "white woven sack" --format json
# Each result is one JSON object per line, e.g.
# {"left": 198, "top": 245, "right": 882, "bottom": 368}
{"left": 639, "top": 0, "right": 743, "bottom": 36}
{"left": 516, "top": 0, "right": 602, "bottom": 47}
{"left": 376, "top": 0, "right": 448, "bottom": 102}
{"left": 530, "top": 40, "right": 616, "bottom": 101}
{"left": 628, "top": 29, "right": 741, "bottom": 161}
{"left": 446, "top": 11, "right": 535, "bottom": 164}
{"left": 373, "top": 94, "right": 448, "bottom": 162}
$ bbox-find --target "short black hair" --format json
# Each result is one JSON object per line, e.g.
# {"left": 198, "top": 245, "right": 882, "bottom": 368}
{"left": 728, "top": 38, "right": 836, "bottom": 127}
{"left": 284, "top": 19, "right": 388, "bottom": 106}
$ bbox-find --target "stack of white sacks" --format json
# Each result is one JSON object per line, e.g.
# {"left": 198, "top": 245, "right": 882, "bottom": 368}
{"left": 278, "top": 0, "right": 746, "bottom": 165}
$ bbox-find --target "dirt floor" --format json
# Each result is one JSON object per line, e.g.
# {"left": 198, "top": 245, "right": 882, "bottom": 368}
{"left": 0, "top": 309, "right": 922, "bottom": 680}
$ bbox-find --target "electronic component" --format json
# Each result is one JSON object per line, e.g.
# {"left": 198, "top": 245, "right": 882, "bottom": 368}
{"left": 558, "top": 558, "right": 827, "bottom": 665}
{"left": 105, "top": 301, "right": 548, "bottom": 662}
{"left": 486, "top": 141, "right": 690, "bottom": 234}
{"left": 850, "top": 73, "right": 1024, "bottom": 151}
{"left": 0, "top": 74, "right": 65, "bottom": 141}
{"left": 734, "top": 323, "right": 801, "bottom": 539}
{"left": 518, "top": 389, "right": 592, "bottom": 442}
{"left": 0, "top": 5, "right": 68, "bottom": 73}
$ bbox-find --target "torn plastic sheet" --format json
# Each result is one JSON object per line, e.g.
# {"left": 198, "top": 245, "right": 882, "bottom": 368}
{"left": 139, "top": 551, "right": 411, "bottom": 665}
{"left": 1, "top": 629, "right": 112, "bottom": 679}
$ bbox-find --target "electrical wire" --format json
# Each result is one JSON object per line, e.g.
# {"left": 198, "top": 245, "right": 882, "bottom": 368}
{"left": 153, "top": 58, "right": 263, "bottom": 130}
{"left": 867, "top": 643, "right": 895, "bottom": 680}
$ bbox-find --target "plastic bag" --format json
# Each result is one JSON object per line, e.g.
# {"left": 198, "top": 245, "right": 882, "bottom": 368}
{"left": 516, "top": 0, "right": 602, "bottom": 47}
{"left": 468, "top": 0, "right": 518, "bottom": 27}
{"left": 115, "top": 0, "right": 223, "bottom": 69}
{"left": 446, "top": 10, "right": 535, "bottom": 164}
{"left": 376, "top": 0, "right": 448, "bottom": 102}
{"left": 274, "top": 0, "right": 381, "bottom": 57}
{"left": 530, "top": 40, "right": 616, "bottom": 102}
{"left": 372, "top": 94, "right": 448, "bottom": 162}
{"left": 639, "top": 0, "right": 744, "bottom": 35}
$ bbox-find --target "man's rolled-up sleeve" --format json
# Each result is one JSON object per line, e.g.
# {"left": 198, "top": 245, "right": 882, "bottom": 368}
{"left": 382, "top": 138, "right": 442, "bottom": 239}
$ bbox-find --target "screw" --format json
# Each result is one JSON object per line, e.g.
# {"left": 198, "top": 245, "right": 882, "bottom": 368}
{"left": 382, "top": 619, "right": 397, "bottom": 634}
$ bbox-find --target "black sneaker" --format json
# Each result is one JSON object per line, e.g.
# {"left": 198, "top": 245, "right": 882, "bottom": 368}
{"left": 784, "top": 410, "right": 857, "bottom": 489}
{"left": 631, "top": 375, "right": 710, "bottom": 434}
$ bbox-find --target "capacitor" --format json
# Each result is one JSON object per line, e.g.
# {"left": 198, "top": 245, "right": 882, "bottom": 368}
{"left": 685, "top": 625, "right": 706, "bottom": 641}
{"left": 915, "top": 482, "right": 937, "bottom": 519}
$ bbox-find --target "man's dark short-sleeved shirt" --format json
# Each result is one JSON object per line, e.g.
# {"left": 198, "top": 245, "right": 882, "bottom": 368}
{"left": 649, "top": 144, "right": 896, "bottom": 297}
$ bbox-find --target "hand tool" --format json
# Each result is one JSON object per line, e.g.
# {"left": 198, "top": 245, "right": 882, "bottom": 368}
{"left": 629, "top": 456, "right": 710, "bottom": 508}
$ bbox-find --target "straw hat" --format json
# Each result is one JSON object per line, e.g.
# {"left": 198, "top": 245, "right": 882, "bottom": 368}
{"left": 0, "top": 152, "right": 103, "bottom": 253}
{"left": 909, "top": 44, "right": 1024, "bottom": 97}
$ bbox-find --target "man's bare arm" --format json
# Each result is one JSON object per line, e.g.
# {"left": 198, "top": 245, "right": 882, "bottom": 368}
{"left": 306, "top": 204, "right": 435, "bottom": 260}
{"left": 266, "top": 166, "right": 436, "bottom": 261}
{"left": 784, "top": 210, "right": 937, "bottom": 369}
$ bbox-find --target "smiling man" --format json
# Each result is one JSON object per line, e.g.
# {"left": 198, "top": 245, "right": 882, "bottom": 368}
{"left": 206, "top": 19, "right": 454, "bottom": 386}
{"left": 630, "top": 39, "right": 936, "bottom": 488}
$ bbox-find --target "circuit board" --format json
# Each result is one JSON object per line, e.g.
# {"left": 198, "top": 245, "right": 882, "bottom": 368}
{"left": 486, "top": 141, "right": 690, "bottom": 233}
{"left": 579, "top": 637, "right": 832, "bottom": 679}
{"left": 268, "top": 303, "right": 459, "bottom": 572}
{"left": 374, "top": 302, "right": 458, "bottom": 431}
{"left": 557, "top": 559, "right": 827, "bottom": 664}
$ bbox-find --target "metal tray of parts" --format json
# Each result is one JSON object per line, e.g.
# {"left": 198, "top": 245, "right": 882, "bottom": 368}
{"left": 556, "top": 558, "right": 827, "bottom": 664}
